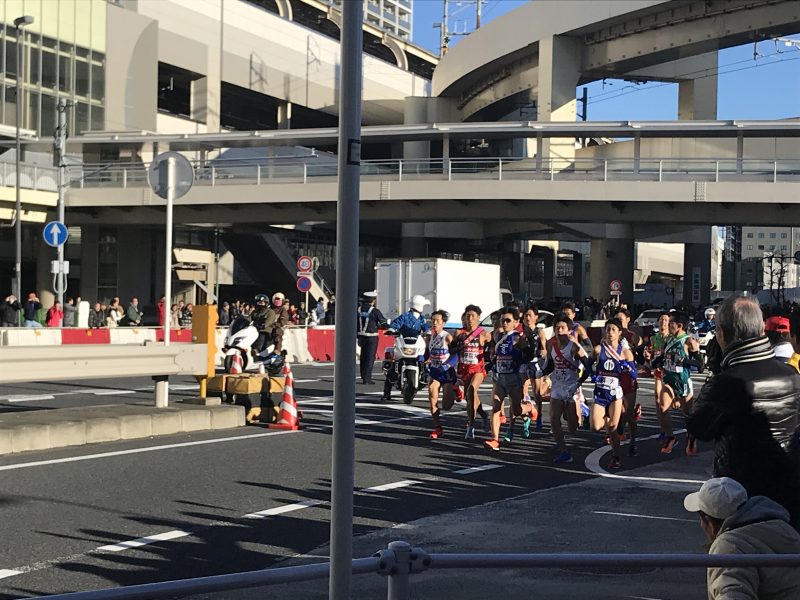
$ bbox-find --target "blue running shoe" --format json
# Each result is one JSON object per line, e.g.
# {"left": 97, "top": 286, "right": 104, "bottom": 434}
{"left": 504, "top": 425, "right": 515, "bottom": 443}
{"left": 522, "top": 416, "right": 532, "bottom": 438}
{"left": 554, "top": 450, "right": 573, "bottom": 464}
{"left": 536, "top": 414, "right": 543, "bottom": 430}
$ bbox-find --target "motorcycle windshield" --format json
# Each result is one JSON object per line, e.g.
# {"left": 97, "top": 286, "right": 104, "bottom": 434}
{"left": 229, "top": 317, "right": 250, "bottom": 336}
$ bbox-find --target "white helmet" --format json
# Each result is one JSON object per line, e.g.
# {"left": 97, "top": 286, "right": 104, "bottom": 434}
{"left": 272, "top": 292, "right": 286, "bottom": 306}
{"left": 410, "top": 294, "right": 430, "bottom": 313}
{"left": 705, "top": 307, "right": 716, "bottom": 319}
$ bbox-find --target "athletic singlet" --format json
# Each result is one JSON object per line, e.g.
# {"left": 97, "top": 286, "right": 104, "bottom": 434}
{"left": 428, "top": 331, "right": 450, "bottom": 367}
{"left": 549, "top": 340, "right": 581, "bottom": 400}
{"left": 664, "top": 334, "right": 690, "bottom": 376}
{"left": 494, "top": 332, "right": 522, "bottom": 375}
{"left": 459, "top": 329, "right": 486, "bottom": 367}
{"left": 651, "top": 332, "right": 667, "bottom": 354}
{"left": 594, "top": 342, "right": 625, "bottom": 404}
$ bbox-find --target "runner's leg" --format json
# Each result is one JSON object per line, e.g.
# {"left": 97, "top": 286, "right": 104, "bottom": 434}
{"left": 429, "top": 379, "right": 442, "bottom": 431}
{"left": 550, "top": 397, "right": 567, "bottom": 451}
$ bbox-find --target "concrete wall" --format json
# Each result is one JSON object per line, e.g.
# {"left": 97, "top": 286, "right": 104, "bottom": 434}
{"left": 578, "top": 136, "right": 800, "bottom": 162}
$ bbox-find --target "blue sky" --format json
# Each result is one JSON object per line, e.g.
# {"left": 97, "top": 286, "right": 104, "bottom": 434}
{"left": 412, "top": 0, "right": 800, "bottom": 120}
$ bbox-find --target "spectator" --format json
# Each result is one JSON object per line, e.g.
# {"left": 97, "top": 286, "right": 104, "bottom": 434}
{"left": 125, "top": 297, "right": 144, "bottom": 326}
{"left": 22, "top": 292, "right": 42, "bottom": 328}
{"left": 287, "top": 303, "right": 298, "bottom": 326}
{"left": 689, "top": 296, "right": 800, "bottom": 449}
{"left": 106, "top": 299, "right": 123, "bottom": 328}
{"left": 315, "top": 297, "right": 326, "bottom": 325}
{"left": 765, "top": 316, "right": 794, "bottom": 364}
{"left": 270, "top": 292, "right": 289, "bottom": 352}
{"left": 89, "top": 302, "right": 105, "bottom": 329}
{"left": 46, "top": 302, "right": 64, "bottom": 327}
{"left": 231, "top": 300, "right": 242, "bottom": 319}
{"left": 1, "top": 294, "right": 20, "bottom": 327}
{"left": 325, "top": 293, "right": 336, "bottom": 325}
{"left": 170, "top": 303, "right": 180, "bottom": 328}
{"left": 684, "top": 477, "right": 800, "bottom": 599}
{"left": 297, "top": 301, "right": 309, "bottom": 326}
{"left": 180, "top": 303, "right": 193, "bottom": 328}
{"left": 63, "top": 297, "right": 78, "bottom": 327}
{"left": 218, "top": 301, "right": 231, "bottom": 327}
{"left": 157, "top": 296, "right": 166, "bottom": 327}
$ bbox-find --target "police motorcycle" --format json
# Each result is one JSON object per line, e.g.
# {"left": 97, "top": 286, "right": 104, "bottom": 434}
{"left": 381, "top": 295, "right": 430, "bottom": 405}
{"left": 222, "top": 296, "right": 284, "bottom": 375}
{"left": 690, "top": 307, "right": 717, "bottom": 373}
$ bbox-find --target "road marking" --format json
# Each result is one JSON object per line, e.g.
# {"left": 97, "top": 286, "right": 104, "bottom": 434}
{"left": 97, "top": 529, "right": 191, "bottom": 552}
{"left": 292, "top": 379, "right": 320, "bottom": 383}
{"left": 0, "top": 569, "right": 22, "bottom": 580}
{"left": 1, "top": 395, "right": 56, "bottom": 403}
{"left": 593, "top": 510, "right": 695, "bottom": 523}
{"left": 93, "top": 390, "right": 137, "bottom": 396}
{"left": 363, "top": 480, "right": 419, "bottom": 493}
{"left": 244, "top": 499, "right": 326, "bottom": 519}
{"left": 454, "top": 464, "right": 502, "bottom": 475}
{"left": 0, "top": 430, "right": 299, "bottom": 472}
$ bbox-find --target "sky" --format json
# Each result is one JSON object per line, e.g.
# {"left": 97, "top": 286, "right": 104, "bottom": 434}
{"left": 411, "top": 0, "right": 800, "bottom": 121}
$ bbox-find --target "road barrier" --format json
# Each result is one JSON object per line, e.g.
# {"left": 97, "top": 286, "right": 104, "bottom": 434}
{"left": 33, "top": 542, "right": 800, "bottom": 600}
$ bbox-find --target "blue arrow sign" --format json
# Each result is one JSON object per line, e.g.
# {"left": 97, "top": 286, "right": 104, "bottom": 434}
{"left": 43, "top": 221, "right": 68, "bottom": 247}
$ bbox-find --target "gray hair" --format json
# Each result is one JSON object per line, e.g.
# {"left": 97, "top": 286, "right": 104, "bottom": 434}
{"left": 717, "top": 296, "right": 764, "bottom": 344}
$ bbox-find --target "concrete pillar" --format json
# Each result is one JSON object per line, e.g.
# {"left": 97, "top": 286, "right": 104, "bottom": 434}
{"left": 191, "top": 76, "right": 221, "bottom": 131}
{"left": 543, "top": 247, "right": 557, "bottom": 300}
{"left": 536, "top": 35, "right": 581, "bottom": 165}
{"left": 79, "top": 225, "right": 99, "bottom": 303}
{"left": 401, "top": 223, "right": 427, "bottom": 258}
{"left": 277, "top": 101, "right": 292, "bottom": 129}
{"left": 403, "top": 97, "right": 431, "bottom": 161}
{"left": 589, "top": 237, "right": 635, "bottom": 306}
{"left": 572, "top": 252, "right": 584, "bottom": 300}
{"left": 683, "top": 243, "right": 712, "bottom": 308}
{"left": 678, "top": 52, "right": 718, "bottom": 120}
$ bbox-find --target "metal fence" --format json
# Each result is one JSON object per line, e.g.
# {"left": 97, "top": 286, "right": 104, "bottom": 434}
{"left": 65, "top": 156, "right": 800, "bottom": 189}
{"left": 36, "top": 541, "right": 800, "bottom": 600}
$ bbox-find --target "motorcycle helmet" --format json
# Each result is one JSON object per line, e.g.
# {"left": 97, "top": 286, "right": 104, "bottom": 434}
{"left": 272, "top": 292, "right": 286, "bottom": 307}
{"left": 410, "top": 294, "right": 430, "bottom": 313}
{"left": 705, "top": 307, "right": 716, "bottom": 320}
{"left": 254, "top": 293, "right": 269, "bottom": 306}
{"left": 261, "top": 352, "right": 286, "bottom": 376}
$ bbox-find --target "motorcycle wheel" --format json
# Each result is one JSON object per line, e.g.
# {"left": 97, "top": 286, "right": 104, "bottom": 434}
{"left": 402, "top": 377, "right": 416, "bottom": 405}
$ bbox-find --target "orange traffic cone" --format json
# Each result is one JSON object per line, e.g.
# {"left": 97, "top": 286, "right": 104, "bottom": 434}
{"left": 230, "top": 352, "right": 243, "bottom": 374}
{"left": 269, "top": 364, "right": 301, "bottom": 430}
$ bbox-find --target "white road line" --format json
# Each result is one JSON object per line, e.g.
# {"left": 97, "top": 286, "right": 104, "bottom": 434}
{"left": 362, "top": 480, "right": 419, "bottom": 493}
{"left": 97, "top": 529, "right": 191, "bottom": 552}
{"left": 292, "top": 379, "right": 320, "bottom": 383}
{"left": 0, "top": 430, "right": 298, "bottom": 472}
{"left": 0, "top": 569, "right": 22, "bottom": 580}
{"left": 93, "top": 390, "right": 137, "bottom": 396}
{"left": 1, "top": 395, "right": 56, "bottom": 403}
{"left": 593, "top": 510, "right": 695, "bottom": 523}
{"left": 244, "top": 499, "right": 326, "bottom": 519}
{"left": 454, "top": 464, "right": 502, "bottom": 475}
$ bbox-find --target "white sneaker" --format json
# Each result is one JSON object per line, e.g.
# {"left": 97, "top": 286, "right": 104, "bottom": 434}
{"left": 465, "top": 425, "right": 475, "bottom": 440}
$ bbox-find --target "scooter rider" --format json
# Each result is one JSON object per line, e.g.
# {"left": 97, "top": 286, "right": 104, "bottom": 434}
{"left": 698, "top": 307, "right": 717, "bottom": 334}
{"left": 388, "top": 295, "right": 431, "bottom": 337}
{"left": 270, "top": 292, "right": 290, "bottom": 353}
{"left": 357, "top": 291, "right": 387, "bottom": 384}
{"left": 251, "top": 294, "right": 277, "bottom": 358}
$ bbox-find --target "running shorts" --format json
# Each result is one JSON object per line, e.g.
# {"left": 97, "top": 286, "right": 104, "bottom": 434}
{"left": 458, "top": 364, "right": 485, "bottom": 386}
{"left": 428, "top": 365, "right": 456, "bottom": 386}
{"left": 492, "top": 371, "right": 522, "bottom": 397}
{"left": 663, "top": 372, "right": 693, "bottom": 399}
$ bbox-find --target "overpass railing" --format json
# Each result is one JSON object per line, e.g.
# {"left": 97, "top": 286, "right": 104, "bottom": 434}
{"left": 35, "top": 541, "right": 800, "bottom": 600}
{"left": 68, "top": 156, "right": 800, "bottom": 189}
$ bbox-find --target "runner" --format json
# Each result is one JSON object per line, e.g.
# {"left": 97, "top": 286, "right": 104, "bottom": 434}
{"left": 653, "top": 310, "right": 701, "bottom": 455}
{"left": 591, "top": 318, "right": 636, "bottom": 469}
{"left": 452, "top": 304, "right": 493, "bottom": 440}
{"left": 521, "top": 304, "right": 548, "bottom": 433}
{"left": 427, "top": 310, "right": 459, "bottom": 440}
{"left": 540, "top": 313, "right": 593, "bottom": 463}
{"left": 643, "top": 311, "right": 671, "bottom": 412}
{"left": 562, "top": 301, "right": 593, "bottom": 427}
{"left": 615, "top": 307, "right": 643, "bottom": 455}
{"left": 484, "top": 307, "right": 537, "bottom": 451}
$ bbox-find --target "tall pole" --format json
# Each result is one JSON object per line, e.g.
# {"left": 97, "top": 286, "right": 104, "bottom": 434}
{"left": 55, "top": 99, "right": 68, "bottom": 307}
{"left": 329, "top": 0, "right": 362, "bottom": 598}
{"left": 476, "top": 0, "right": 482, "bottom": 29}
{"left": 440, "top": 0, "right": 449, "bottom": 56}
{"left": 14, "top": 17, "right": 33, "bottom": 299}
{"left": 155, "top": 156, "right": 176, "bottom": 409}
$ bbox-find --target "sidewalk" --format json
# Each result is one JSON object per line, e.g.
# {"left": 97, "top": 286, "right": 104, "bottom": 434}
{"left": 201, "top": 452, "right": 713, "bottom": 600}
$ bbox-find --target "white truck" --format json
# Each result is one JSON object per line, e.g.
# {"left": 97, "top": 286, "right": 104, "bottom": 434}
{"left": 375, "top": 258, "right": 509, "bottom": 328}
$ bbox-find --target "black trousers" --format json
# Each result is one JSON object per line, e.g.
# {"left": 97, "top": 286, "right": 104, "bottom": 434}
{"left": 358, "top": 335, "right": 379, "bottom": 382}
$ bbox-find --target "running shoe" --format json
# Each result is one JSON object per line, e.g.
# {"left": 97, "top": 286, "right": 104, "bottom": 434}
{"left": 686, "top": 435, "right": 698, "bottom": 456}
{"left": 455, "top": 385, "right": 464, "bottom": 401}
{"left": 484, "top": 439, "right": 500, "bottom": 451}
{"left": 553, "top": 450, "right": 573, "bottom": 464}
{"left": 430, "top": 426, "right": 443, "bottom": 440}
{"left": 500, "top": 414, "right": 507, "bottom": 425}
{"left": 608, "top": 455, "right": 622, "bottom": 470}
{"left": 482, "top": 414, "right": 491, "bottom": 434}
{"left": 465, "top": 425, "right": 475, "bottom": 440}
{"left": 634, "top": 403, "right": 643, "bottom": 421}
{"left": 536, "top": 414, "right": 543, "bottom": 430}
{"left": 604, "top": 434, "right": 611, "bottom": 445}
{"left": 628, "top": 442, "right": 639, "bottom": 457}
{"left": 522, "top": 416, "right": 532, "bottom": 438}
{"left": 661, "top": 435, "right": 678, "bottom": 454}
{"left": 504, "top": 425, "right": 515, "bottom": 443}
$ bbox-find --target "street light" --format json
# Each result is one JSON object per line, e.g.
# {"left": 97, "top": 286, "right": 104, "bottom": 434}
{"left": 13, "top": 15, "right": 33, "bottom": 299}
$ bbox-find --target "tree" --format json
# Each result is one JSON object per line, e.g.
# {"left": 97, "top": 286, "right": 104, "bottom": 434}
{"left": 762, "top": 251, "right": 789, "bottom": 306}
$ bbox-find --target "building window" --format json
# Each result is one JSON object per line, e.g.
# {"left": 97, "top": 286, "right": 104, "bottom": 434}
{"left": 758, "top": 245, "right": 764, "bottom": 250}
{"left": 747, "top": 233, "right": 754, "bottom": 238}
{"left": 782, "top": 233, "right": 788, "bottom": 238}
{"left": 781, "top": 245, "right": 788, "bottom": 251}
{"left": 747, "top": 245, "right": 753, "bottom": 250}
{"left": 770, "top": 232, "right": 777, "bottom": 239}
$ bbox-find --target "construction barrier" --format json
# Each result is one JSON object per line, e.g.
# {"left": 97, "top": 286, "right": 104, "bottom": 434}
{"left": 60, "top": 328, "right": 111, "bottom": 344}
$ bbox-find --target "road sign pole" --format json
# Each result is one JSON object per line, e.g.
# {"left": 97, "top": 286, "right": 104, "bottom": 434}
{"left": 55, "top": 99, "right": 67, "bottom": 308}
{"left": 158, "top": 155, "right": 176, "bottom": 408}
{"left": 329, "top": 1, "right": 362, "bottom": 599}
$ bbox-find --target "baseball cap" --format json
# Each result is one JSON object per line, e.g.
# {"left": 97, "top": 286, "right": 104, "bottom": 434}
{"left": 362, "top": 290, "right": 378, "bottom": 298}
{"left": 765, "top": 316, "right": 791, "bottom": 333}
{"left": 684, "top": 477, "right": 748, "bottom": 520}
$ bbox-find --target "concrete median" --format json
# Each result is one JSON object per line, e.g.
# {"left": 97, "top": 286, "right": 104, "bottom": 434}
{"left": 0, "top": 403, "right": 246, "bottom": 456}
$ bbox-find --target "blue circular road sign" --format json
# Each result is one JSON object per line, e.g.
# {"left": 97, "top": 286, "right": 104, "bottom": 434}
{"left": 296, "top": 276, "right": 312, "bottom": 293}
{"left": 43, "top": 221, "right": 68, "bottom": 247}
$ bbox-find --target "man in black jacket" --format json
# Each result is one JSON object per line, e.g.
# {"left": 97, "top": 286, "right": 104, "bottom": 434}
{"left": 1, "top": 295, "right": 20, "bottom": 327}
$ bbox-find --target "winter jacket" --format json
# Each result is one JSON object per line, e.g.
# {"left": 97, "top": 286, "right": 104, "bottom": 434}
{"left": 88, "top": 309, "right": 105, "bottom": 329}
{"left": 63, "top": 303, "right": 78, "bottom": 327}
{"left": 125, "top": 303, "right": 143, "bottom": 326}
{"left": 23, "top": 299, "right": 41, "bottom": 322}
{"left": 691, "top": 336, "right": 800, "bottom": 448}
{"left": 45, "top": 307, "right": 63, "bottom": 327}
{"left": 0, "top": 300, "right": 20, "bottom": 326}
{"left": 708, "top": 496, "right": 800, "bottom": 600}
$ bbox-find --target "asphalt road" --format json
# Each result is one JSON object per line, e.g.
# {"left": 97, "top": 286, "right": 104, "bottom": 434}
{"left": 0, "top": 364, "right": 707, "bottom": 599}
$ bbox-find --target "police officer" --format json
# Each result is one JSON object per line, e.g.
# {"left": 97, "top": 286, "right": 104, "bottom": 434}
{"left": 358, "top": 290, "right": 387, "bottom": 384}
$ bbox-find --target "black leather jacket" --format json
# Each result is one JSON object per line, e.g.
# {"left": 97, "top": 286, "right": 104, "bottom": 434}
{"left": 689, "top": 336, "right": 800, "bottom": 447}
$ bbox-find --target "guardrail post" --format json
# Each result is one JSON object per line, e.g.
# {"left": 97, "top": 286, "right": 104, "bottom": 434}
{"left": 658, "top": 160, "right": 663, "bottom": 182}
{"left": 211, "top": 165, "right": 216, "bottom": 187}
{"left": 715, "top": 161, "right": 719, "bottom": 183}
{"left": 774, "top": 160, "right": 778, "bottom": 183}
{"left": 498, "top": 158, "right": 502, "bottom": 181}
{"left": 550, "top": 159, "right": 555, "bottom": 181}
{"left": 153, "top": 375, "right": 168, "bottom": 408}
{"left": 398, "top": 160, "right": 403, "bottom": 182}
{"left": 386, "top": 541, "right": 411, "bottom": 600}
{"left": 603, "top": 159, "right": 607, "bottom": 182}
{"left": 123, "top": 168, "right": 127, "bottom": 189}
{"left": 257, "top": 164, "right": 261, "bottom": 185}
{"left": 303, "top": 163, "right": 308, "bottom": 184}
{"left": 447, "top": 160, "right": 452, "bottom": 181}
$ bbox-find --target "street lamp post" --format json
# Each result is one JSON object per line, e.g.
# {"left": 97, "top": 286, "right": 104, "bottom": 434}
{"left": 13, "top": 15, "right": 33, "bottom": 299}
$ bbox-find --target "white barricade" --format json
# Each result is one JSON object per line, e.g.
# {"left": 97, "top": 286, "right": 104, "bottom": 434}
{"left": 109, "top": 328, "right": 158, "bottom": 345}
{"left": 283, "top": 327, "right": 312, "bottom": 363}
{"left": 3, "top": 328, "right": 63, "bottom": 346}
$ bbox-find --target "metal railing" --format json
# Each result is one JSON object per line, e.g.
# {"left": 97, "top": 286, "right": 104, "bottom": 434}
{"left": 0, "top": 161, "right": 59, "bottom": 192}
{"left": 66, "top": 156, "right": 800, "bottom": 189}
{"left": 36, "top": 541, "right": 800, "bottom": 600}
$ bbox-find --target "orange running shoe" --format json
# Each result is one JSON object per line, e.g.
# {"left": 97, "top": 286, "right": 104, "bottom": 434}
{"left": 686, "top": 435, "right": 698, "bottom": 456}
{"left": 483, "top": 439, "right": 500, "bottom": 451}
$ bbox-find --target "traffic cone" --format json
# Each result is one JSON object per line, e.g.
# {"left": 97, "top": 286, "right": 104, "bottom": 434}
{"left": 230, "top": 352, "right": 243, "bottom": 374}
{"left": 269, "top": 364, "right": 301, "bottom": 430}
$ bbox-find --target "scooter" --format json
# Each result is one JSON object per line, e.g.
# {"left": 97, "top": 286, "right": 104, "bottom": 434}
{"left": 382, "top": 332, "right": 427, "bottom": 404}
{"left": 688, "top": 322, "right": 712, "bottom": 373}
{"left": 222, "top": 317, "right": 276, "bottom": 374}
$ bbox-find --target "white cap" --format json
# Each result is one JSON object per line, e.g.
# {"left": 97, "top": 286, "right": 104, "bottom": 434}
{"left": 363, "top": 290, "right": 378, "bottom": 298}
{"left": 684, "top": 477, "right": 748, "bottom": 520}
{"left": 410, "top": 294, "right": 430, "bottom": 312}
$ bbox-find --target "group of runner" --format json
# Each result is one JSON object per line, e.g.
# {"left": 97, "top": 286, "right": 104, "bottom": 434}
{"left": 424, "top": 301, "right": 703, "bottom": 469}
